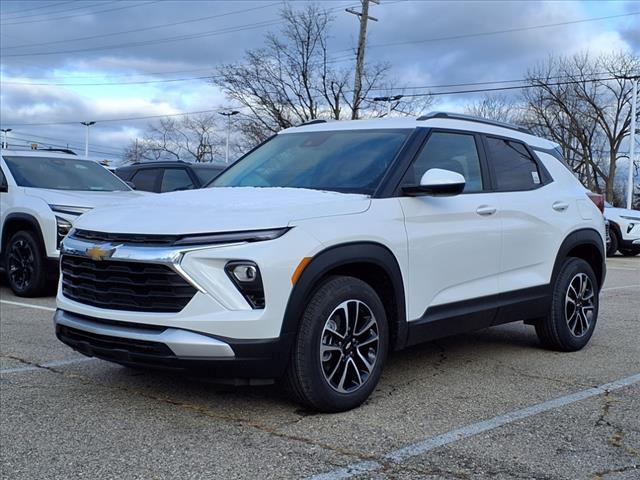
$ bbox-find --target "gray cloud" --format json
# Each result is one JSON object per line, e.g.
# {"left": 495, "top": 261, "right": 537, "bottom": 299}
{"left": 1, "top": 0, "right": 638, "bottom": 161}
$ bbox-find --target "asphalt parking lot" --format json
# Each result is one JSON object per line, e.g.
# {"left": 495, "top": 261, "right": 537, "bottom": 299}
{"left": 1, "top": 256, "right": 639, "bottom": 480}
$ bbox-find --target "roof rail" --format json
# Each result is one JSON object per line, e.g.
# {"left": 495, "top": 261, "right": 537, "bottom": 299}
{"left": 417, "top": 111, "right": 533, "bottom": 135}
{"left": 297, "top": 119, "right": 327, "bottom": 127}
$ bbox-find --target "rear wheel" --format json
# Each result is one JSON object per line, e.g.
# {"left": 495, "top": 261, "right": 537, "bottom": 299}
{"left": 606, "top": 230, "right": 618, "bottom": 257}
{"left": 535, "top": 258, "right": 599, "bottom": 351}
{"left": 285, "top": 276, "right": 388, "bottom": 412}
{"left": 5, "top": 231, "right": 48, "bottom": 297}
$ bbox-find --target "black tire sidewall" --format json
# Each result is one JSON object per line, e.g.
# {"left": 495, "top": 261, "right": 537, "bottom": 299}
{"left": 6, "top": 231, "right": 46, "bottom": 297}
{"left": 550, "top": 258, "right": 599, "bottom": 350}
{"left": 294, "top": 277, "right": 389, "bottom": 412}
{"left": 606, "top": 231, "right": 618, "bottom": 257}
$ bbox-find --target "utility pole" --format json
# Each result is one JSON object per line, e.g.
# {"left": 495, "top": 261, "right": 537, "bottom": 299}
{"left": 627, "top": 77, "right": 637, "bottom": 209}
{"left": 81, "top": 121, "right": 96, "bottom": 157}
{"left": 373, "top": 95, "right": 403, "bottom": 116}
{"left": 347, "top": 0, "right": 378, "bottom": 120}
{"left": 134, "top": 138, "right": 139, "bottom": 162}
{"left": 219, "top": 110, "right": 239, "bottom": 164}
{"left": 1, "top": 128, "right": 12, "bottom": 149}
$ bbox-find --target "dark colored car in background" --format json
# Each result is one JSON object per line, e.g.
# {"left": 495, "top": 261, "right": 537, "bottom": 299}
{"left": 115, "top": 161, "right": 226, "bottom": 193}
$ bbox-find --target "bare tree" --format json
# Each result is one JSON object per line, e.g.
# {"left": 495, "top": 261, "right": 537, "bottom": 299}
{"left": 522, "top": 52, "right": 639, "bottom": 200}
{"left": 213, "top": 4, "right": 430, "bottom": 145}
{"left": 122, "top": 114, "right": 224, "bottom": 164}
{"left": 464, "top": 94, "right": 518, "bottom": 123}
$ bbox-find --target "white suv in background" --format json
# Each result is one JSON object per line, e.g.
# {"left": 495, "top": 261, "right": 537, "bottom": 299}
{"left": 0, "top": 149, "right": 144, "bottom": 296}
{"left": 54, "top": 113, "right": 606, "bottom": 412}
{"left": 605, "top": 202, "right": 640, "bottom": 257}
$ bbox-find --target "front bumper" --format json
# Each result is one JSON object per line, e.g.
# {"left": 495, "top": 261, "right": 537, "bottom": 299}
{"left": 54, "top": 309, "right": 293, "bottom": 380}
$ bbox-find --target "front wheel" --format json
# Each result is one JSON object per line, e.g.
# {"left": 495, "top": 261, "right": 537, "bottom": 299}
{"left": 606, "top": 230, "right": 618, "bottom": 257}
{"left": 619, "top": 248, "right": 639, "bottom": 257}
{"left": 285, "top": 276, "right": 388, "bottom": 412}
{"left": 535, "top": 258, "right": 599, "bottom": 351}
{"left": 5, "top": 231, "right": 48, "bottom": 297}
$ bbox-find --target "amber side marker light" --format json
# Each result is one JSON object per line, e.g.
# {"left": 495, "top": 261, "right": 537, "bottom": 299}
{"left": 291, "top": 257, "right": 312, "bottom": 285}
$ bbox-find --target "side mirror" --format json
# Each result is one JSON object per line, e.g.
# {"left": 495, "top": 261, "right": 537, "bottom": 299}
{"left": 402, "top": 168, "right": 465, "bottom": 197}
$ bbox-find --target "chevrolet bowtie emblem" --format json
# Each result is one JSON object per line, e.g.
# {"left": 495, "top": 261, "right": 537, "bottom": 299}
{"left": 86, "top": 244, "right": 116, "bottom": 261}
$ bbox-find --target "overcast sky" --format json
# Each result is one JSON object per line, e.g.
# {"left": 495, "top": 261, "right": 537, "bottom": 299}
{"left": 1, "top": 0, "right": 638, "bottom": 162}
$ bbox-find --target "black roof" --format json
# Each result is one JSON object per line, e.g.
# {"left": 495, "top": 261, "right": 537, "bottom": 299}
{"left": 116, "top": 161, "right": 226, "bottom": 171}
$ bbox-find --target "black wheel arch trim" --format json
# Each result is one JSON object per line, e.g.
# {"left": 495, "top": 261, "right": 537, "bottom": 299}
{"left": 2, "top": 212, "right": 47, "bottom": 255}
{"left": 281, "top": 241, "right": 408, "bottom": 351}
{"left": 551, "top": 228, "right": 606, "bottom": 290}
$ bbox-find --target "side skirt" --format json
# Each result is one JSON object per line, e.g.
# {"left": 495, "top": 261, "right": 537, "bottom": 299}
{"left": 406, "top": 285, "right": 550, "bottom": 347}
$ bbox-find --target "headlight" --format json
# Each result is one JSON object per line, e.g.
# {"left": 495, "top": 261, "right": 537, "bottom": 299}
{"left": 173, "top": 227, "right": 290, "bottom": 246}
{"left": 55, "top": 216, "right": 73, "bottom": 247}
{"left": 225, "top": 260, "right": 265, "bottom": 309}
{"left": 621, "top": 215, "right": 640, "bottom": 221}
{"left": 49, "top": 204, "right": 92, "bottom": 216}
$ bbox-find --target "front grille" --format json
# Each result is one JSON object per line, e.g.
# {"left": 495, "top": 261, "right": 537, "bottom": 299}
{"left": 72, "top": 229, "right": 180, "bottom": 246}
{"left": 61, "top": 255, "right": 197, "bottom": 313}
{"left": 57, "top": 324, "right": 173, "bottom": 357}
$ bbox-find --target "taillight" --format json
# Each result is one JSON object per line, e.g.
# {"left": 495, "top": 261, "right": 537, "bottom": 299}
{"left": 586, "top": 192, "right": 604, "bottom": 213}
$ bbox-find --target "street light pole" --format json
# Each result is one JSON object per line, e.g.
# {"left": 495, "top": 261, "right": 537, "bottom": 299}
{"left": 1, "top": 128, "right": 12, "bottom": 149}
{"left": 627, "top": 77, "right": 637, "bottom": 210}
{"left": 81, "top": 121, "right": 96, "bottom": 157}
{"left": 218, "top": 111, "right": 239, "bottom": 164}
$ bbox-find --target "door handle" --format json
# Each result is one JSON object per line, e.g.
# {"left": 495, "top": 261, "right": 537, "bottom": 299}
{"left": 476, "top": 205, "right": 497, "bottom": 216}
{"left": 552, "top": 201, "right": 569, "bottom": 212}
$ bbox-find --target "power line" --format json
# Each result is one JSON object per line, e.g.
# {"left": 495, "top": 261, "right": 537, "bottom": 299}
{"left": 1, "top": 1, "right": 359, "bottom": 57}
{"left": 0, "top": 1, "right": 77, "bottom": 17}
{"left": 1, "top": 0, "right": 161, "bottom": 27}
{"left": 337, "top": 11, "right": 640, "bottom": 52}
{"left": 1, "top": 2, "right": 282, "bottom": 50}
{"left": 11, "top": 130, "right": 123, "bottom": 153}
{"left": 0, "top": 18, "right": 283, "bottom": 57}
{"left": 8, "top": 134, "right": 121, "bottom": 158}
{"left": 376, "top": 75, "right": 621, "bottom": 99}
{"left": 3, "top": 75, "right": 626, "bottom": 127}
{"left": 2, "top": 75, "right": 215, "bottom": 87}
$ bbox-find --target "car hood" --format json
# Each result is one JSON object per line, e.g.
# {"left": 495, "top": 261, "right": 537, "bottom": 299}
{"left": 25, "top": 188, "right": 147, "bottom": 210}
{"left": 73, "top": 187, "right": 371, "bottom": 234}
{"left": 605, "top": 206, "right": 640, "bottom": 220}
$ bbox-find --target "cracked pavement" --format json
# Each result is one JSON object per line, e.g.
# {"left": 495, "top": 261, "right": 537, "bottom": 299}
{"left": 1, "top": 256, "right": 639, "bottom": 479}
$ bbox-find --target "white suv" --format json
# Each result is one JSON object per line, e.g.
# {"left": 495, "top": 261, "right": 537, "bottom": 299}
{"left": 0, "top": 149, "right": 144, "bottom": 296}
{"left": 605, "top": 202, "right": 640, "bottom": 256}
{"left": 54, "top": 113, "right": 606, "bottom": 412}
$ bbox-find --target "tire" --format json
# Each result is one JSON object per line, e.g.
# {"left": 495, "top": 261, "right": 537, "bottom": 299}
{"left": 606, "top": 230, "right": 619, "bottom": 257}
{"left": 535, "top": 258, "right": 599, "bottom": 352}
{"left": 5, "top": 230, "right": 49, "bottom": 297}
{"left": 285, "top": 276, "right": 389, "bottom": 412}
{"left": 619, "top": 249, "right": 639, "bottom": 257}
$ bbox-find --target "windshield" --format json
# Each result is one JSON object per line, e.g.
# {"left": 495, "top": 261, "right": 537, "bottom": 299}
{"left": 3, "top": 156, "right": 129, "bottom": 192}
{"left": 211, "top": 129, "right": 411, "bottom": 194}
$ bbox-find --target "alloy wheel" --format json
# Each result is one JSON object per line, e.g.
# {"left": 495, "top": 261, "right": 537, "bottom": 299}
{"left": 320, "top": 299, "right": 379, "bottom": 393}
{"left": 7, "top": 239, "right": 35, "bottom": 291}
{"left": 565, "top": 273, "right": 595, "bottom": 338}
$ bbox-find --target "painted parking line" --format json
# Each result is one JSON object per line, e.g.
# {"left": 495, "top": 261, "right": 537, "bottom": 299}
{"left": 0, "top": 357, "right": 96, "bottom": 375}
{"left": 308, "top": 373, "right": 640, "bottom": 480}
{"left": 602, "top": 284, "right": 640, "bottom": 292}
{"left": 0, "top": 300, "right": 56, "bottom": 312}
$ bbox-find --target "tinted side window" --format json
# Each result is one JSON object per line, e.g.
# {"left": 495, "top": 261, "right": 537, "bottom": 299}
{"left": 131, "top": 168, "right": 161, "bottom": 192}
{"left": 160, "top": 169, "right": 194, "bottom": 192}
{"left": 406, "top": 131, "right": 483, "bottom": 193}
{"left": 486, "top": 137, "right": 541, "bottom": 191}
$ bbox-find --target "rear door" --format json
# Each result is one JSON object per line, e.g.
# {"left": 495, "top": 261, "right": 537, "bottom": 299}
{"left": 399, "top": 129, "right": 502, "bottom": 323}
{"left": 482, "top": 135, "right": 563, "bottom": 293}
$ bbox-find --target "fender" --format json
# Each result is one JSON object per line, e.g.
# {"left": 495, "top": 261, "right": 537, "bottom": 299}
{"left": 1, "top": 212, "right": 46, "bottom": 253}
{"left": 281, "top": 242, "right": 408, "bottom": 351}
{"left": 551, "top": 228, "right": 606, "bottom": 289}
